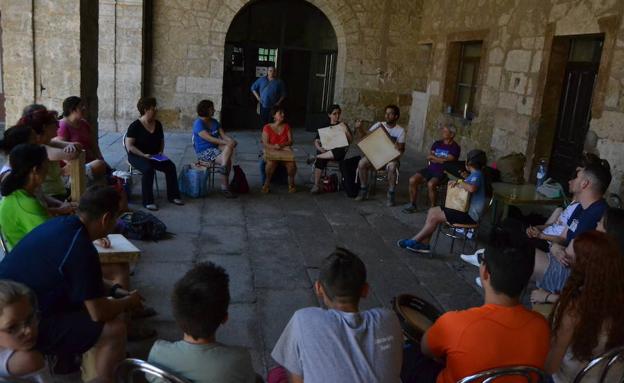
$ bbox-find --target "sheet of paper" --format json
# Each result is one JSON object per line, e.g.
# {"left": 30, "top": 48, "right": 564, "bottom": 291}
{"left": 356, "top": 127, "right": 401, "bottom": 170}
{"left": 318, "top": 123, "right": 349, "bottom": 150}
{"left": 150, "top": 154, "right": 169, "bottom": 162}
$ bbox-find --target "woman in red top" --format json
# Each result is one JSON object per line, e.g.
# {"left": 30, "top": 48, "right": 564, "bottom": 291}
{"left": 261, "top": 106, "right": 297, "bottom": 193}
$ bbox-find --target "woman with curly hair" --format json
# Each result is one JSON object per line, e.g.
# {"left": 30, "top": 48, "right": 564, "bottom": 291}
{"left": 545, "top": 230, "right": 624, "bottom": 382}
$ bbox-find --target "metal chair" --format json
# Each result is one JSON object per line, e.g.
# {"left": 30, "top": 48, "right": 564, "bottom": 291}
{"left": 573, "top": 346, "right": 624, "bottom": 383}
{"left": 191, "top": 134, "right": 218, "bottom": 190}
{"left": 361, "top": 165, "right": 399, "bottom": 197}
{"left": 432, "top": 197, "right": 494, "bottom": 256}
{"left": 458, "top": 366, "right": 548, "bottom": 383}
{"left": 115, "top": 358, "right": 191, "bottom": 383}
{"left": 122, "top": 132, "right": 160, "bottom": 197}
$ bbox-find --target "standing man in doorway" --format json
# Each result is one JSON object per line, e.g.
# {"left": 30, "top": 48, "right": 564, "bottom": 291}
{"left": 251, "top": 64, "right": 286, "bottom": 126}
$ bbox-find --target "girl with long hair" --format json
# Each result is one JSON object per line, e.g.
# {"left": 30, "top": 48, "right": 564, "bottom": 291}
{"left": 0, "top": 144, "right": 50, "bottom": 250}
{"left": 546, "top": 230, "right": 624, "bottom": 381}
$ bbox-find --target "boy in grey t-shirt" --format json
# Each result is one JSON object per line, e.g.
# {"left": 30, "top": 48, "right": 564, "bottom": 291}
{"left": 271, "top": 248, "right": 403, "bottom": 383}
{"left": 148, "top": 263, "right": 256, "bottom": 383}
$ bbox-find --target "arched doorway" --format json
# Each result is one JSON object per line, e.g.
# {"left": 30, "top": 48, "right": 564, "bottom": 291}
{"left": 222, "top": 0, "right": 338, "bottom": 130}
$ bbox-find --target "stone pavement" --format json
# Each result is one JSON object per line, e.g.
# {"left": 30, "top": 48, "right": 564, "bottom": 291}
{"left": 93, "top": 128, "right": 487, "bottom": 377}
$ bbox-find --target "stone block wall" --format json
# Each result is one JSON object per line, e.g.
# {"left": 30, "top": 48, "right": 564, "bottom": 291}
{"left": 418, "top": 0, "right": 624, "bottom": 195}
{"left": 148, "top": 0, "right": 428, "bottom": 130}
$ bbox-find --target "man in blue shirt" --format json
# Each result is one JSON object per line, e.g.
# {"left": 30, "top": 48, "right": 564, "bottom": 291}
{"left": 251, "top": 65, "right": 286, "bottom": 126}
{"left": 533, "top": 162, "right": 611, "bottom": 293}
{"left": 0, "top": 186, "right": 143, "bottom": 382}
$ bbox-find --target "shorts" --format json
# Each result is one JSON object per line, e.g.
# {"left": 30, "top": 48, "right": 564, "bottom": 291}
{"left": 36, "top": 310, "right": 104, "bottom": 356}
{"left": 442, "top": 207, "right": 477, "bottom": 225}
{"left": 537, "top": 253, "right": 571, "bottom": 293}
{"left": 315, "top": 147, "right": 348, "bottom": 170}
{"left": 417, "top": 167, "right": 446, "bottom": 182}
{"left": 197, "top": 147, "right": 222, "bottom": 162}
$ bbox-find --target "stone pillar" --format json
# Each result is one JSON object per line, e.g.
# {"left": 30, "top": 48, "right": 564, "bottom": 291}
{"left": 98, "top": 0, "right": 144, "bottom": 132}
{"left": 0, "top": 0, "right": 35, "bottom": 125}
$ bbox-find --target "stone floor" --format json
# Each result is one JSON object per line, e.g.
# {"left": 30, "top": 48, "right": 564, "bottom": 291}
{"left": 18, "top": 128, "right": 491, "bottom": 381}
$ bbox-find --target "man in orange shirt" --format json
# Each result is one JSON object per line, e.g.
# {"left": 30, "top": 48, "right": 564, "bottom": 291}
{"left": 415, "top": 245, "right": 550, "bottom": 383}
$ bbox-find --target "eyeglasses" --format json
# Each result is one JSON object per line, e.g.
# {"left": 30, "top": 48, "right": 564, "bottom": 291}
{"left": 0, "top": 311, "right": 39, "bottom": 336}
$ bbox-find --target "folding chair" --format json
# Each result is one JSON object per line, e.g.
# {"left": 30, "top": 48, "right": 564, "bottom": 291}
{"left": 115, "top": 358, "right": 191, "bottom": 383}
{"left": 573, "top": 346, "right": 624, "bottom": 383}
{"left": 459, "top": 366, "right": 548, "bottom": 383}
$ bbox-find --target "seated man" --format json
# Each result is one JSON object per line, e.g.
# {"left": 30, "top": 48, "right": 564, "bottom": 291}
{"left": 409, "top": 245, "right": 550, "bottom": 383}
{"left": 0, "top": 280, "right": 52, "bottom": 382}
{"left": 403, "top": 123, "right": 460, "bottom": 213}
{"left": 0, "top": 186, "right": 143, "bottom": 383}
{"left": 271, "top": 248, "right": 403, "bottom": 383}
{"left": 532, "top": 163, "right": 610, "bottom": 294}
{"left": 354, "top": 104, "right": 406, "bottom": 206}
{"left": 148, "top": 262, "right": 257, "bottom": 382}
{"left": 192, "top": 99, "right": 237, "bottom": 198}
{"left": 397, "top": 149, "right": 488, "bottom": 254}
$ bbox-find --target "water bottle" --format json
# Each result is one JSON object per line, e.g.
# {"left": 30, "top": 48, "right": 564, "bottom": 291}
{"left": 536, "top": 159, "right": 547, "bottom": 187}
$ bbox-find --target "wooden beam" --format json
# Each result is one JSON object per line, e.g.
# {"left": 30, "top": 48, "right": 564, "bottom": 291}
{"left": 70, "top": 150, "right": 86, "bottom": 202}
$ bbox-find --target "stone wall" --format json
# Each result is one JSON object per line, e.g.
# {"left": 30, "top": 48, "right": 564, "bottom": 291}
{"left": 148, "top": 0, "right": 427, "bottom": 130}
{"left": 418, "top": 0, "right": 624, "bottom": 194}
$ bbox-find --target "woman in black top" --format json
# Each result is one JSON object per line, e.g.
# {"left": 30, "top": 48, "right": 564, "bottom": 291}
{"left": 125, "top": 97, "right": 183, "bottom": 210}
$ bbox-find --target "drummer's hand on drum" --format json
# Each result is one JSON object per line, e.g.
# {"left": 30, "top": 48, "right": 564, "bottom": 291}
{"left": 448, "top": 180, "right": 458, "bottom": 188}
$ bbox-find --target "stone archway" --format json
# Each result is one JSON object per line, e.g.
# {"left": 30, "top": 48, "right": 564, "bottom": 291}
{"left": 221, "top": 0, "right": 344, "bottom": 129}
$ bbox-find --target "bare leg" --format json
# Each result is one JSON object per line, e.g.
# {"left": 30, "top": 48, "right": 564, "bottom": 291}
{"left": 285, "top": 161, "right": 297, "bottom": 187}
{"left": 412, "top": 206, "right": 447, "bottom": 244}
{"left": 357, "top": 157, "right": 371, "bottom": 187}
{"left": 264, "top": 160, "right": 278, "bottom": 188}
{"left": 427, "top": 178, "right": 440, "bottom": 207}
{"left": 314, "top": 168, "right": 322, "bottom": 187}
{"left": 531, "top": 249, "right": 550, "bottom": 282}
{"left": 316, "top": 151, "right": 336, "bottom": 160}
{"left": 216, "top": 145, "right": 234, "bottom": 188}
{"left": 94, "top": 317, "right": 127, "bottom": 383}
{"left": 409, "top": 173, "right": 425, "bottom": 205}
{"left": 101, "top": 263, "right": 130, "bottom": 290}
{"left": 387, "top": 161, "right": 398, "bottom": 192}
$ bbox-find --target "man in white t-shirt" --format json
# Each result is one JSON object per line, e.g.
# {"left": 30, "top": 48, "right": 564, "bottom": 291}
{"left": 355, "top": 105, "right": 406, "bottom": 206}
{"left": 271, "top": 248, "right": 403, "bottom": 383}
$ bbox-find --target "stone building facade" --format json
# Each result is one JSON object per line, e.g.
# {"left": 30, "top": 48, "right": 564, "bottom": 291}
{"left": 1, "top": 0, "right": 623, "bottom": 194}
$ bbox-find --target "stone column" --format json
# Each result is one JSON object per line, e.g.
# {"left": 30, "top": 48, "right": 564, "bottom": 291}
{"left": 0, "top": 0, "right": 35, "bottom": 125}
{"left": 98, "top": 0, "right": 144, "bottom": 132}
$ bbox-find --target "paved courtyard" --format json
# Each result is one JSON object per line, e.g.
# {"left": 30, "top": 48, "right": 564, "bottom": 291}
{"left": 92, "top": 128, "right": 488, "bottom": 376}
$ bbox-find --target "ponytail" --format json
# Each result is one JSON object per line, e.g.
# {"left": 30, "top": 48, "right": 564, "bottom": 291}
{"left": 0, "top": 144, "right": 47, "bottom": 196}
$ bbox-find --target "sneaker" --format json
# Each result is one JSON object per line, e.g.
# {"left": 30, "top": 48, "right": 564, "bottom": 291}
{"left": 171, "top": 198, "right": 184, "bottom": 206}
{"left": 310, "top": 185, "right": 320, "bottom": 194}
{"left": 396, "top": 239, "right": 431, "bottom": 253}
{"left": 475, "top": 277, "right": 483, "bottom": 288}
{"left": 221, "top": 189, "right": 237, "bottom": 199}
{"left": 261, "top": 184, "right": 270, "bottom": 194}
{"left": 354, "top": 188, "right": 368, "bottom": 201}
{"left": 460, "top": 248, "right": 485, "bottom": 267}
{"left": 386, "top": 191, "right": 396, "bottom": 207}
{"left": 288, "top": 184, "right": 297, "bottom": 193}
{"left": 402, "top": 204, "right": 418, "bottom": 214}
{"left": 145, "top": 204, "right": 158, "bottom": 211}
{"left": 306, "top": 155, "right": 316, "bottom": 165}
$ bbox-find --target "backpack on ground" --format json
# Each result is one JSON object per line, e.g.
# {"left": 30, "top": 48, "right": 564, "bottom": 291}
{"left": 229, "top": 165, "right": 250, "bottom": 194}
{"left": 339, "top": 155, "right": 361, "bottom": 198}
{"left": 120, "top": 211, "right": 167, "bottom": 241}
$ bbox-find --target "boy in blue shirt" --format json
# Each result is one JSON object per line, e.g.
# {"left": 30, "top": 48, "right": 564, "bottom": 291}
{"left": 397, "top": 149, "right": 488, "bottom": 254}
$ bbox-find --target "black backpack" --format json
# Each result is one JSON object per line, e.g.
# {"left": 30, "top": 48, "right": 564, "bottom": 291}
{"left": 120, "top": 211, "right": 167, "bottom": 241}
{"left": 339, "top": 155, "right": 361, "bottom": 198}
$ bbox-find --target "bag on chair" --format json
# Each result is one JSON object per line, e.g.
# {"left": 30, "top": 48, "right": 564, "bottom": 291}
{"left": 178, "top": 164, "right": 208, "bottom": 198}
{"left": 340, "top": 156, "right": 361, "bottom": 198}
{"left": 229, "top": 165, "right": 249, "bottom": 194}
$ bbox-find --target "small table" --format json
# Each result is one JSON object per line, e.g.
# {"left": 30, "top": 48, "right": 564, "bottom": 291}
{"left": 492, "top": 182, "right": 564, "bottom": 224}
{"left": 94, "top": 234, "right": 141, "bottom": 264}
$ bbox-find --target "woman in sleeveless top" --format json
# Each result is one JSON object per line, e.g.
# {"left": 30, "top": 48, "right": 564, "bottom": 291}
{"left": 261, "top": 106, "right": 297, "bottom": 194}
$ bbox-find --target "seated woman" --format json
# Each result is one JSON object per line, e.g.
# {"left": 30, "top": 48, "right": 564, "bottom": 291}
{"left": 125, "top": 97, "right": 183, "bottom": 210}
{"left": 545, "top": 230, "right": 624, "bottom": 382}
{"left": 308, "top": 104, "right": 352, "bottom": 194}
{"left": 56, "top": 96, "right": 108, "bottom": 180}
{"left": 0, "top": 280, "right": 52, "bottom": 382}
{"left": 397, "top": 149, "right": 489, "bottom": 254}
{"left": 192, "top": 99, "right": 237, "bottom": 198}
{"left": 261, "top": 106, "right": 296, "bottom": 194}
{"left": 0, "top": 144, "right": 50, "bottom": 251}
{"left": 0, "top": 125, "right": 35, "bottom": 182}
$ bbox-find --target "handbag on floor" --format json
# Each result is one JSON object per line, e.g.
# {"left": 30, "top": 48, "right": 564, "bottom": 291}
{"left": 178, "top": 164, "right": 209, "bottom": 198}
{"left": 230, "top": 165, "right": 249, "bottom": 194}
